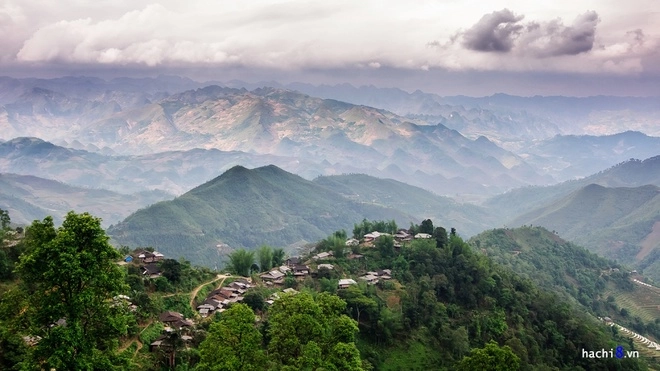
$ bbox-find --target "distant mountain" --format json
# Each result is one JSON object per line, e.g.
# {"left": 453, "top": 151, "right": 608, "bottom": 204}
{"left": 107, "top": 165, "right": 414, "bottom": 266}
{"left": 485, "top": 155, "right": 660, "bottom": 221}
{"left": 313, "top": 173, "right": 496, "bottom": 236}
{"left": 0, "top": 137, "right": 321, "bottom": 194}
{"left": 271, "top": 82, "right": 660, "bottom": 138}
{"left": 0, "top": 173, "right": 170, "bottom": 227}
{"left": 509, "top": 184, "right": 660, "bottom": 281}
{"left": 519, "top": 131, "right": 660, "bottom": 181}
{"left": 1, "top": 83, "right": 553, "bottom": 195}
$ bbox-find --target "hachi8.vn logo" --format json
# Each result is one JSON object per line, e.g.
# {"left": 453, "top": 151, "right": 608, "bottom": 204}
{"left": 582, "top": 345, "right": 639, "bottom": 359}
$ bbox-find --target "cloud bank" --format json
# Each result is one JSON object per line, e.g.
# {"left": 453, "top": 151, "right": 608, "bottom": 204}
{"left": 0, "top": 0, "right": 658, "bottom": 80}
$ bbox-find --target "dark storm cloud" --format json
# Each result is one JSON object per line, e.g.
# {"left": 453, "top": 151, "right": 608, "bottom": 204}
{"left": 459, "top": 10, "right": 600, "bottom": 58}
{"left": 461, "top": 9, "right": 524, "bottom": 52}
{"left": 523, "top": 11, "right": 600, "bottom": 57}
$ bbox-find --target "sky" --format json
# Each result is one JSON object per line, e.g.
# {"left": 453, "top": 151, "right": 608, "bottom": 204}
{"left": 1, "top": 0, "right": 659, "bottom": 96}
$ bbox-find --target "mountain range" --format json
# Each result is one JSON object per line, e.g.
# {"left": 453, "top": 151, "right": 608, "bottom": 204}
{"left": 0, "top": 173, "right": 169, "bottom": 227}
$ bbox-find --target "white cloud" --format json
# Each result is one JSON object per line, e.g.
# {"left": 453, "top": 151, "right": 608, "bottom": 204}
{"left": 2, "top": 0, "right": 658, "bottom": 77}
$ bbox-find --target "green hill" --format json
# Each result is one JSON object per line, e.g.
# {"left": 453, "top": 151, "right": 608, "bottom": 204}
{"left": 469, "top": 226, "right": 660, "bottom": 357}
{"left": 469, "top": 226, "right": 618, "bottom": 305}
{"left": 508, "top": 184, "right": 660, "bottom": 280}
{"left": 313, "top": 173, "right": 496, "bottom": 236}
{"left": 485, "top": 155, "right": 660, "bottom": 221}
{"left": 107, "top": 165, "right": 414, "bottom": 266}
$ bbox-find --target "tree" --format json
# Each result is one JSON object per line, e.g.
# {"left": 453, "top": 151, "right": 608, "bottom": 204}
{"left": 243, "top": 290, "right": 266, "bottom": 312}
{"left": 433, "top": 227, "right": 448, "bottom": 248}
{"left": 267, "top": 292, "right": 362, "bottom": 370}
{"left": 160, "top": 258, "right": 182, "bottom": 283}
{"left": 272, "top": 248, "right": 285, "bottom": 267}
{"left": 376, "top": 235, "right": 395, "bottom": 258}
{"left": 16, "top": 212, "right": 130, "bottom": 370}
{"left": 197, "top": 303, "right": 265, "bottom": 371}
{"left": 457, "top": 340, "right": 520, "bottom": 371}
{"left": 226, "top": 249, "right": 255, "bottom": 276}
{"left": 257, "top": 245, "right": 273, "bottom": 272}
{"left": 0, "top": 208, "right": 10, "bottom": 230}
{"left": 420, "top": 219, "right": 434, "bottom": 234}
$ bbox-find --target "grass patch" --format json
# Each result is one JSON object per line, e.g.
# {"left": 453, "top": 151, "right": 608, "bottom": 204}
{"left": 139, "top": 322, "right": 164, "bottom": 345}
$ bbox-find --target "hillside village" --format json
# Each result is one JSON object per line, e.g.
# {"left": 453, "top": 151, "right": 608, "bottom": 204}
{"left": 122, "top": 225, "right": 429, "bottom": 356}
{"left": 2, "top": 210, "right": 660, "bottom": 370}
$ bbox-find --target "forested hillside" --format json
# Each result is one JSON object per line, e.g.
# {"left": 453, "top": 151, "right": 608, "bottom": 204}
{"left": 1, "top": 210, "right": 652, "bottom": 370}
{"left": 107, "top": 165, "right": 413, "bottom": 265}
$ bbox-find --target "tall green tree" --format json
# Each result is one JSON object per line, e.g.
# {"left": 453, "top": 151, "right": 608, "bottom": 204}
{"left": 272, "top": 248, "right": 285, "bottom": 267}
{"left": 197, "top": 303, "right": 265, "bottom": 371}
{"left": 420, "top": 219, "right": 434, "bottom": 235}
{"left": 433, "top": 226, "right": 448, "bottom": 248}
{"left": 0, "top": 208, "right": 10, "bottom": 230}
{"left": 226, "top": 249, "right": 255, "bottom": 276}
{"left": 160, "top": 258, "right": 182, "bottom": 283}
{"left": 16, "top": 212, "right": 130, "bottom": 370}
{"left": 376, "top": 235, "right": 395, "bottom": 258}
{"left": 267, "top": 292, "right": 362, "bottom": 370}
{"left": 457, "top": 340, "right": 520, "bottom": 371}
{"left": 257, "top": 245, "right": 273, "bottom": 272}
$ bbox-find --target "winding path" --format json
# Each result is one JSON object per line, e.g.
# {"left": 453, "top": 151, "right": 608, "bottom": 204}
{"left": 189, "top": 273, "right": 230, "bottom": 313}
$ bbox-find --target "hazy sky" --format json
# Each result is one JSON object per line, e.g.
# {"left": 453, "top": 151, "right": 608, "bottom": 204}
{"left": 2, "top": 0, "right": 659, "bottom": 96}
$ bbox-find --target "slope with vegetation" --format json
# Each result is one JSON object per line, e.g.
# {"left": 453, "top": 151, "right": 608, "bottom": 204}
{"left": 313, "top": 173, "right": 497, "bottom": 237}
{"left": 107, "top": 165, "right": 413, "bottom": 266}
{"left": 1, "top": 208, "right": 656, "bottom": 369}
{"left": 508, "top": 184, "right": 660, "bottom": 282}
{"left": 469, "top": 225, "right": 660, "bottom": 367}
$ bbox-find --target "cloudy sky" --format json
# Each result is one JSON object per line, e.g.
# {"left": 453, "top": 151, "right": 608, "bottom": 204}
{"left": 1, "top": 0, "right": 659, "bottom": 96}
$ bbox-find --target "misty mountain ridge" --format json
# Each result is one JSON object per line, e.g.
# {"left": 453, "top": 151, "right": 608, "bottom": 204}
{"left": 1, "top": 82, "right": 555, "bottom": 195}
{"left": 0, "top": 172, "right": 171, "bottom": 227}
{"left": 518, "top": 131, "right": 660, "bottom": 181}
{"left": 484, "top": 155, "right": 660, "bottom": 221}
{"left": 509, "top": 183, "right": 660, "bottom": 282}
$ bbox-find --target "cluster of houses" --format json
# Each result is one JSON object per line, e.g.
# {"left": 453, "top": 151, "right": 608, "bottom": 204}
{"left": 259, "top": 257, "right": 323, "bottom": 285}
{"left": 123, "top": 249, "right": 166, "bottom": 279}
{"left": 197, "top": 279, "right": 253, "bottom": 317}
{"left": 360, "top": 229, "right": 431, "bottom": 247}
{"left": 150, "top": 311, "right": 195, "bottom": 351}
{"left": 359, "top": 269, "right": 392, "bottom": 285}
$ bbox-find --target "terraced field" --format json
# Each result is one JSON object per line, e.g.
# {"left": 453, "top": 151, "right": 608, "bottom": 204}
{"left": 605, "top": 281, "right": 660, "bottom": 323}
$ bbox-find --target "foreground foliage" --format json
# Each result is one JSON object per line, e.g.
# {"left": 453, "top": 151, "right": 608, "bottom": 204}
{"left": 16, "top": 212, "right": 131, "bottom": 369}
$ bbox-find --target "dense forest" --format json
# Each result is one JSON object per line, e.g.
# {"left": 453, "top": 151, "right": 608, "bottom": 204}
{"left": 0, "top": 210, "right": 653, "bottom": 370}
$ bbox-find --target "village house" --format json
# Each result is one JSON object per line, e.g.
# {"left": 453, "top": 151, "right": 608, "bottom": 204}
{"left": 394, "top": 230, "right": 412, "bottom": 241}
{"left": 158, "top": 311, "right": 194, "bottom": 330}
{"left": 359, "top": 274, "right": 379, "bottom": 285}
{"left": 414, "top": 233, "right": 432, "bottom": 239}
{"left": 260, "top": 269, "right": 286, "bottom": 283}
{"left": 345, "top": 238, "right": 359, "bottom": 246}
{"left": 317, "top": 263, "right": 334, "bottom": 270}
{"left": 312, "top": 251, "right": 333, "bottom": 260}
{"left": 347, "top": 253, "right": 364, "bottom": 260}
{"left": 293, "top": 264, "right": 310, "bottom": 278}
{"left": 138, "top": 251, "right": 165, "bottom": 263}
{"left": 338, "top": 278, "right": 357, "bottom": 289}
{"left": 285, "top": 257, "right": 302, "bottom": 267}
{"left": 141, "top": 262, "right": 161, "bottom": 278}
